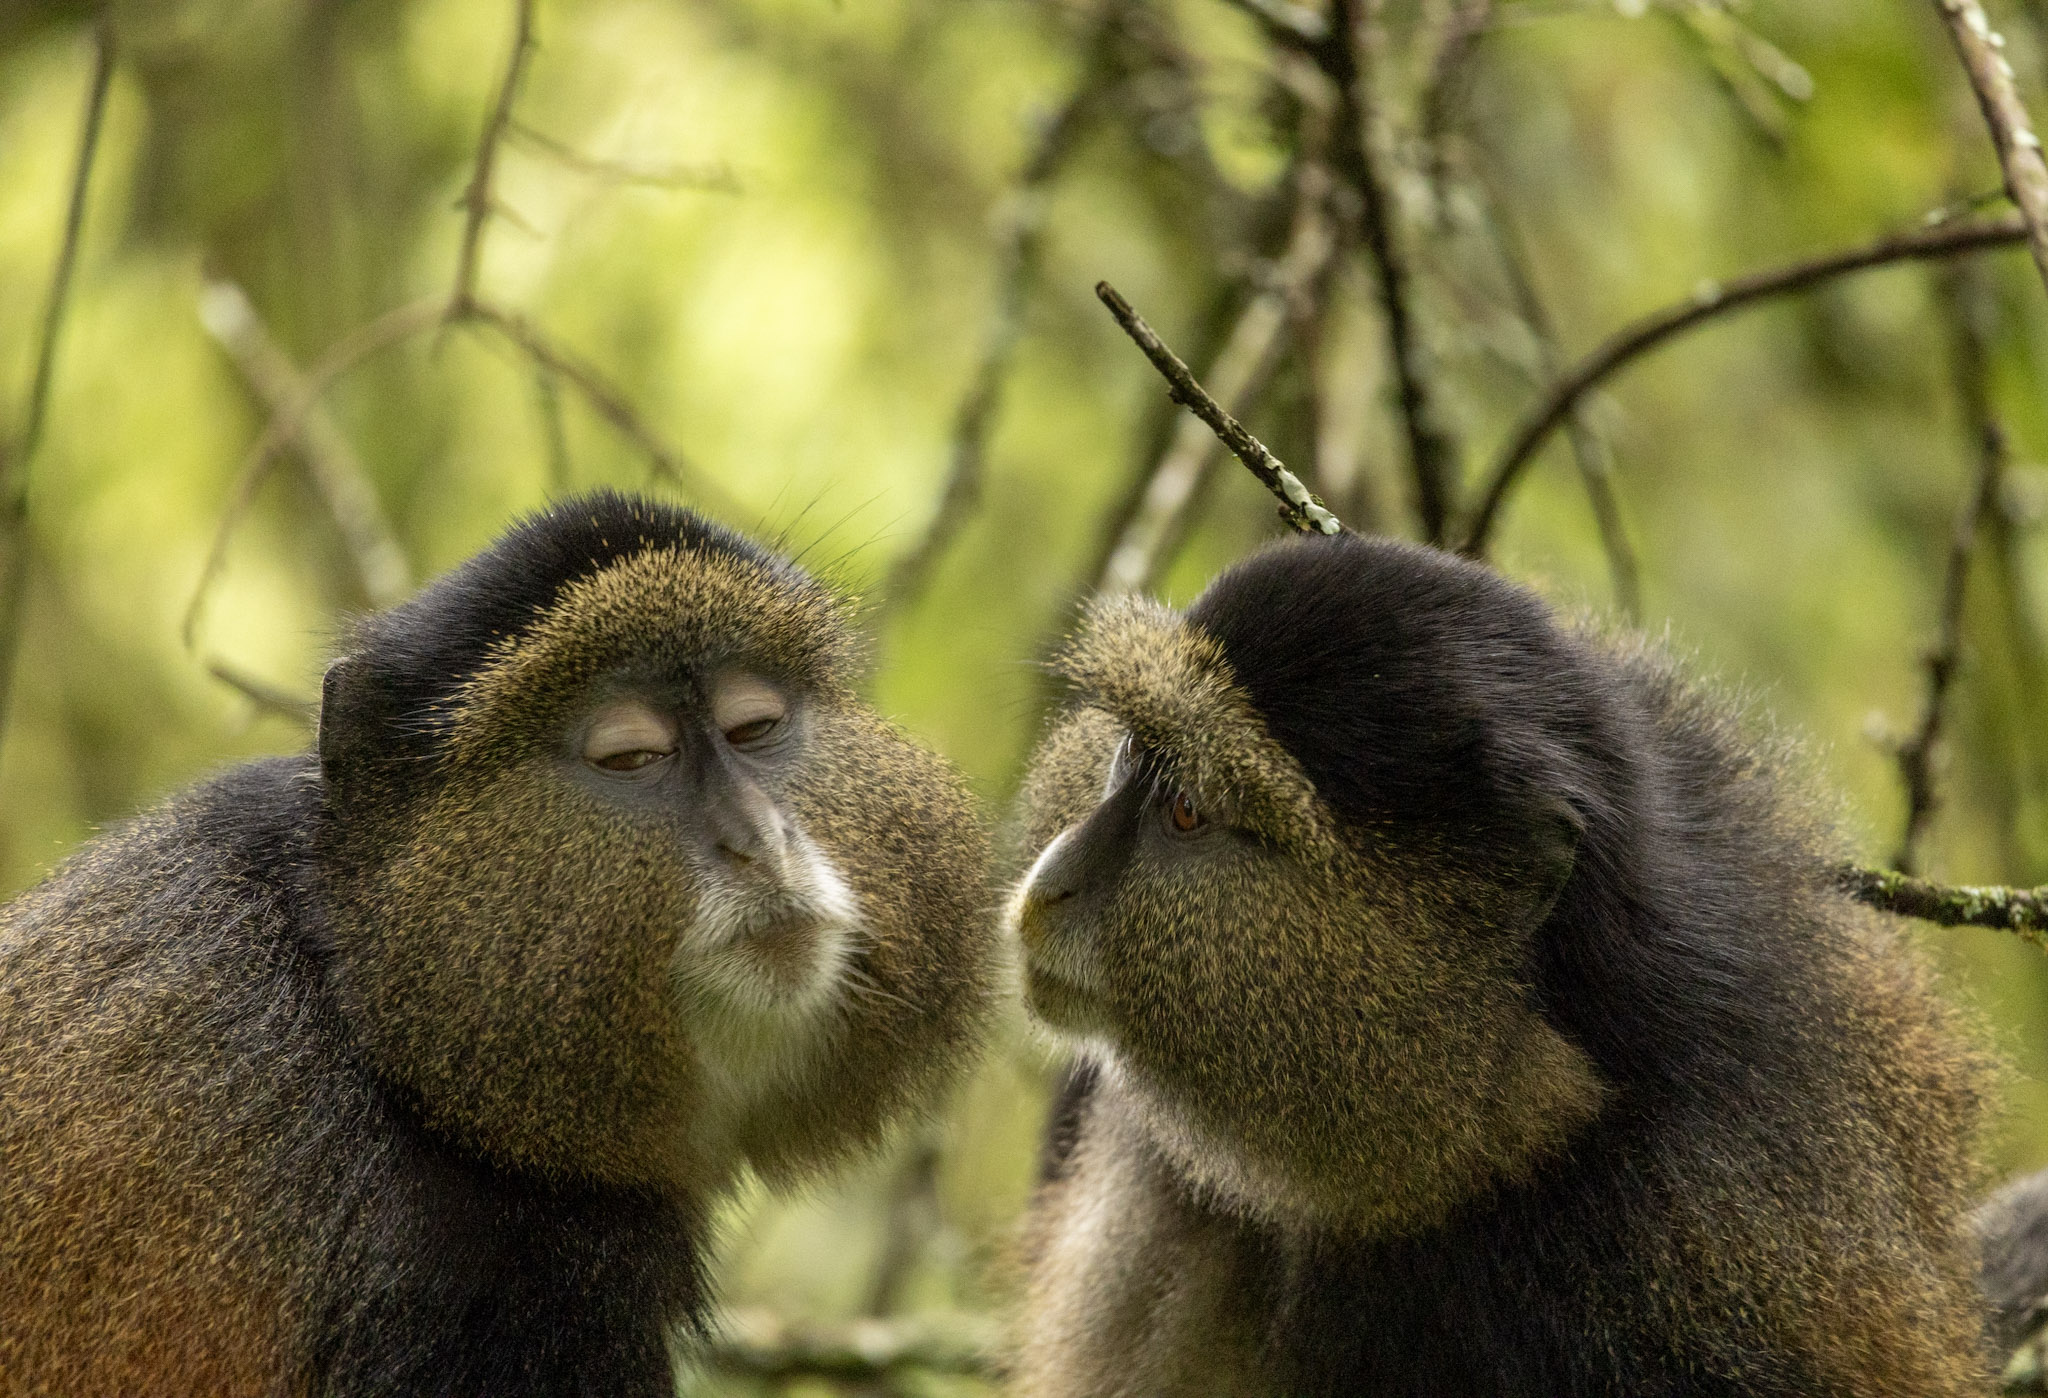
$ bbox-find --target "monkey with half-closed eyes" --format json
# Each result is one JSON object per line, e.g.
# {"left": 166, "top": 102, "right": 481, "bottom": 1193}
{"left": 0, "top": 491, "right": 998, "bottom": 1397}
{"left": 1007, "top": 532, "right": 1992, "bottom": 1397}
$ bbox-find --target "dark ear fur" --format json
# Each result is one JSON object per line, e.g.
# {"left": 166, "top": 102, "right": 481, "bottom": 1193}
{"left": 1513, "top": 797, "right": 1583, "bottom": 932}
{"left": 318, "top": 657, "right": 361, "bottom": 778}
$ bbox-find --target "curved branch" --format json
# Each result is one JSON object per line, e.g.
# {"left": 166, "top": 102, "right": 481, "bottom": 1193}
{"left": 1461, "top": 211, "right": 2030, "bottom": 556}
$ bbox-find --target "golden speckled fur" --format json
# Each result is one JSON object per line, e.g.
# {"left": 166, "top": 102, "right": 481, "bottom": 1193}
{"left": 0, "top": 496, "right": 998, "bottom": 1396}
{"left": 1007, "top": 535, "right": 1993, "bottom": 1398}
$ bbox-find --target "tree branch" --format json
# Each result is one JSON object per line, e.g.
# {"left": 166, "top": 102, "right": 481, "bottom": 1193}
{"left": 198, "top": 280, "right": 411, "bottom": 608}
{"left": 1095, "top": 148, "right": 1345, "bottom": 593}
{"left": 1461, "top": 211, "right": 2031, "bottom": 556}
{"left": 702, "top": 1308, "right": 1001, "bottom": 1382}
{"left": 1837, "top": 865, "right": 2048, "bottom": 944}
{"left": 0, "top": 16, "right": 115, "bottom": 753}
{"left": 183, "top": 296, "right": 447, "bottom": 652}
{"left": 506, "top": 119, "right": 740, "bottom": 193}
{"left": 1892, "top": 266, "right": 2007, "bottom": 873}
{"left": 451, "top": 0, "right": 538, "bottom": 317}
{"left": 879, "top": 5, "right": 1123, "bottom": 617}
{"left": 1933, "top": 0, "right": 2048, "bottom": 299}
{"left": 1095, "top": 281, "right": 1341, "bottom": 547}
{"left": 1329, "top": 0, "right": 1461, "bottom": 544}
{"left": 461, "top": 301, "right": 742, "bottom": 518}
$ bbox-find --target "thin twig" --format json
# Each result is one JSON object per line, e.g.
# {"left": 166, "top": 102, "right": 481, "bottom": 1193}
{"left": 507, "top": 119, "right": 740, "bottom": 193}
{"left": 1472, "top": 159, "right": 1640, "bottom": 615}
{"left": 198, "top": 280, "right": 411, "bottom": 607}
{"left": 1837, "top": 865, "right": 2048, "bottom": 945}
{"left": 183, "top": 297, "right": 447, "bottom": 650}
{"left": 1933, "top": 0, "right": 2048, "bottom": 299}
{"left": 207, "top": 661, "right": 317, "bottom": 724}
{"left": 1096, "top": 281, "right": 1342, "bottom": 543}
{"left": 1461, "top": 211, "right": 2031, "bottom": 555}
{"left": 0, "top": 17, "right": 115, "bottom": 751}
{"left": 461, "top": 301, "right": 742, "bottom": 519}
{"left": 862, "top": 1134, "right": 945, "bottom": 1317}
{"left": 1095, "top": 134, "right": 1346, "bottom": 594}
{"left": 880, "top": 7, "right": 1123, "bottom": 616}
{"left": 703, "top": 1308, "right": 1002, "bottom": 1382}
{"left": 1892, "top": 266, "right": 2008, "bottom": 874}
{"left": 450, "top": 0, "right": 538, "bottom": 317}
{"left": 1329, "top": 0, "right": 1461, "bottom": 544}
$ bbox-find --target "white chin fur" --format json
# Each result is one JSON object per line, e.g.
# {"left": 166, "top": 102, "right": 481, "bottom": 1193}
{"left": 674, "top": 828, "right": 861, "bottom": 1023}
{"left": 673, "top": 829, "right": 864, "bottom": 1165}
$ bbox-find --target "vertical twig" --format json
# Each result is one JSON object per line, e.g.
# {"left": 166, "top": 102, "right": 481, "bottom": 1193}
{"left": 451, "top": 0, "right": 539, "bottom": 318}
{"left": 1472, "top": 168, "right": 1641, "bottom": 616}
{"left": 880, "top": 4, "right": 1124, "bottom": 616}
{"left": 535, "top": 364, "right": 572, "bottom": 491}
{"left": 1892, "top": 266, "right": 2009, "bottom": 874}
{"left": 1932, "top": 0, "right": 2048, "bottom": 299}
{"left": 1328, "top": 0, "right": 1461, "bottom": 544}
{"left": 0, "top": 17, "right": 115, "bottom": 752}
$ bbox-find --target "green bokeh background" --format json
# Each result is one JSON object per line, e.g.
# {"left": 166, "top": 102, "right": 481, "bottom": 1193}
{"left": 4, "top": 0, "right": 2048, "bottom": 1389}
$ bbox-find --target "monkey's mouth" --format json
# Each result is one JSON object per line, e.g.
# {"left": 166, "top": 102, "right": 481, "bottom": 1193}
{"left": 1022, "top": 958, "right": 1107, "bottom": 1034}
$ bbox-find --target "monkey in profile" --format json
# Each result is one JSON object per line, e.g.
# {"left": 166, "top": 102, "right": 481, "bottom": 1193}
{"left": 1007, "top": 533, "right": 1992, "bottom": 1396}
{"left": 0, "top": 491, "right": 997, "bottom": 1396}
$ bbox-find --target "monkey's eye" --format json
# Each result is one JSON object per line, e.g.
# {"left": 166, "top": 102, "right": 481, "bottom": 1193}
{"left": 583, "top": 701, "right": 681, "bottom": 774}
{"left": 711, "top": 672, "right": 789, "bottom": 750}
{"left": 1167, "top": 791, "right": 1205, "bottom": 834}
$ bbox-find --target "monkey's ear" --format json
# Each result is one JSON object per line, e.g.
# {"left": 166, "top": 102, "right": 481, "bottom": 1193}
{"left": 1512, "top": 798, "right": 1584, "bottom": 931}
{"left": 318, "top": 657, "right": 362, "bottom": 776}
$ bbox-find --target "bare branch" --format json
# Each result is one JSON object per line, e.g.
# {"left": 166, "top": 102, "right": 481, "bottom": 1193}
{"left": 1933, "top": 0, "right": 2048, "bottom": 299}
{"left": 1461, "top": 211, "right": 2031, "bottom": 555}
{"left": 0, "top": 16, "right": 115, "bottom": 751}
{"left": 183, "top": 297, "right": 447, "bottom": 651}
{"left": 1329, "top": 0, "right": 1462, "bottom": 544}
{"left": 702, "top": 1308, "right": 1001, "bottom": 1382}
{"left": 207, "top": 661, "right": 317, "bottom": 725}
{"left": 1096, "top": 281, "right": 1341, "bottom": 550}
{"left": 1094, "top": 135, "right": 1347, "bottom": 595}
{"left": 507, "top": 120, "right": 740, "bottom": 193}
{"left": 461, "top": 300, "right": 743, "bottom": 520}
{"left": 1471, "top": 161, "right": 1640, "bottom": 616}
{"left": 880, "top": 8, "right": 1122, "bottom": 616}
{"left": 1837, "top": 865, "right": 2048, "bottom": 945}
{"left": 862, "top": 1134, "right": 945, "bottom": 1318}
{"left": 451, "top": 0, "right": 539, "bottom": 316}
{"left": 198, "top": 280, "right": 411, "bottom": 608}
{"left": 1892, "top": 267, "right": 2008, "bottom": 873}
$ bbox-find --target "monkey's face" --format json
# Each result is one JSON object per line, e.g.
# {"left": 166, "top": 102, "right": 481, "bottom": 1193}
{"left": 322, "top": 533, "right": 994, "bottom": 1191}
{"left": 1008, "top": 596, "right": 1603, "bottom": 1236}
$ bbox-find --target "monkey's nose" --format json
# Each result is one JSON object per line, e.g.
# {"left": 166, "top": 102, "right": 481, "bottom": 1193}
{"left": 709, "top": 780, "right": 789, "bottom": 871}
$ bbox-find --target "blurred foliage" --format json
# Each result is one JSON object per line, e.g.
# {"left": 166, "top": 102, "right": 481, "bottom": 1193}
{"left": 4, "top": 0, "right": 2048, "bottom": 1390}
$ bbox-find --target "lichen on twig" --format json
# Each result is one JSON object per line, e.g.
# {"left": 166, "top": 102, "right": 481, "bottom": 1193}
{"left": 1094, "top": 281, "right": 1342, "bottom": 543}
{"left": 1932, "top": 0, "right": 2048, "bottom": 300}
{"left": 1838, "top": 865, "right": 2048, "bottom": 946}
